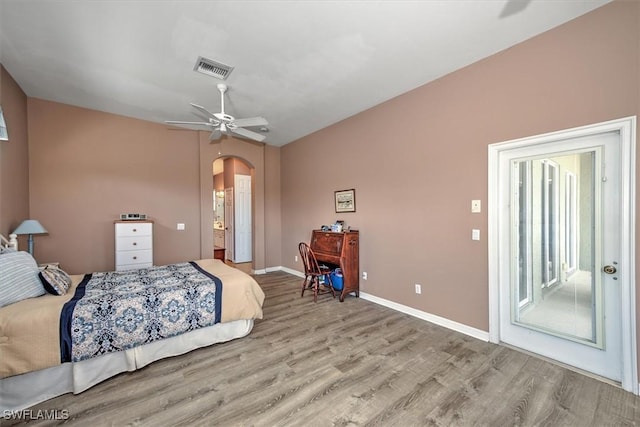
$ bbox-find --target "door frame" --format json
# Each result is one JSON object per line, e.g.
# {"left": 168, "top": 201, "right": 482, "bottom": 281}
{"left": 488, "top": 116, "right": 637, "bottom": 393}
{"left": 224, "top": 187, "right": 234, "bottom": 262}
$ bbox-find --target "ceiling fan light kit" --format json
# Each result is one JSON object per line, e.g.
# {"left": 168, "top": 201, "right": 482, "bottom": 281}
{"left": 166, "top": 83, "right": 268, "bottom": 142}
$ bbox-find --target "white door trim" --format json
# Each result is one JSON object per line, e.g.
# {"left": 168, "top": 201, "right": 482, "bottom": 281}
{"left": 488, "top": 116, "right": 637, "bottom": 394}
{"left": 234, "top": 174, "right": 252, "bottom": 263}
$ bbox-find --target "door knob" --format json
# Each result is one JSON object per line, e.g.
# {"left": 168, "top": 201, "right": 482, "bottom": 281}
{"left": 603, "top": 265, "right": 617, "bottom": 274}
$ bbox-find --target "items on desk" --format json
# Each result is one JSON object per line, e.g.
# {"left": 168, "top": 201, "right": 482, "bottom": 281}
{"left": 321, "top": 221, "right": 352, "bottom": 233}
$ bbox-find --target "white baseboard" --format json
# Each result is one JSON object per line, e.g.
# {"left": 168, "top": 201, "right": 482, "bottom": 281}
{"left": 260, "top": 266, "right": 489, "bottom": 342}
{"left": 279, "top": 266, "right": 304, "bottom": 277}
{"left": 359, "top": 292, "right": 490, "bottom": 342}
{"left": 260, "top": 265, "right": 304, "bottom": 277}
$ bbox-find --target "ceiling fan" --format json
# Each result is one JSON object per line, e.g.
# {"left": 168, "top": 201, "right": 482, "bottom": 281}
{"left": 166, "top": 83, "right": 268, "bottom": 142}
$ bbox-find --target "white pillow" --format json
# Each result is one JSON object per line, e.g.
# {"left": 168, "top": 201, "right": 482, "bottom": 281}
{"left": 0, "top": 251, "right": 46, "bottom": 308}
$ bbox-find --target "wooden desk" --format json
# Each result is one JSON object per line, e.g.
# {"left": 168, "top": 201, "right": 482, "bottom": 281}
{"left": 310, "top": 229, "right": 359, "bottom": 302}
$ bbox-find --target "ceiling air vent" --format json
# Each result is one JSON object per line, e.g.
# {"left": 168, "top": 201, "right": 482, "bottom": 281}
{"left": 194, "top": 56, "right": 234, "bottom": 80}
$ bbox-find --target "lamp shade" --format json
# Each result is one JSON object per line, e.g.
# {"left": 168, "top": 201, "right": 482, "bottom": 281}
{"left": 13, "top": 220, "right": 48, "bottom": 235}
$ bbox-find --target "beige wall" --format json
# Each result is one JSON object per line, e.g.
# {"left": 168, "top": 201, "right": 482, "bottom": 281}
{"left": 281, "top": 0, "right": 639, "bottom": 336}
{"left": 0, "top": 66, "right": 30, "bottom": 238}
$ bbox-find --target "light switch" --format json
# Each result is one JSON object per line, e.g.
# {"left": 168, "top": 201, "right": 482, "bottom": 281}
{"left": 177, "top": 223, "right": 185, "bottom": 230}
{"left": 471, "top": 200, "right": 481, "bottom": 213}
{"left": 472, "top": 229, "right": 480, "bottom": 240}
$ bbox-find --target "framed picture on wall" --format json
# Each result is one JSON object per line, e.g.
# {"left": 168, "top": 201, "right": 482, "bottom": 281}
{"left": 335, "top": 189, "right": 356, "bottom": 213}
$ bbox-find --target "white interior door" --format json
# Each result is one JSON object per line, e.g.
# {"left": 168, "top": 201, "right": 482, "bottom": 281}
{"left": 489, "top": 117, "right": 636, "bottom": 392}
{"left": 234, "top": 174, "right": 252, "bottom": 263}
{"left": 224, "top": 187, "right": 234, "bottom": 262}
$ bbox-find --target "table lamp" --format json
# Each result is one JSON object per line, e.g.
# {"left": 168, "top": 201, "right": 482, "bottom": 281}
{"left": 12, "top": 220, "right": 48, "bottom": 255}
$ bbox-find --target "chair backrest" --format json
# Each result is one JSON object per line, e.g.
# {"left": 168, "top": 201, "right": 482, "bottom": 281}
{"left": 298, "top": 242, "right": 323, "bottom": 276}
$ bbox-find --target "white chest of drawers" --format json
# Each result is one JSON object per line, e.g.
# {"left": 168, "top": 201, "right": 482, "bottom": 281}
{"left": 115, "top": 221, "right": 153, "bottom": 271}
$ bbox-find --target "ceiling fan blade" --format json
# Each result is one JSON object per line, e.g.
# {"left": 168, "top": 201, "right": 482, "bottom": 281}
{"left": 230, "top": 127, "right": 266, "bottom": 142}
{"left": 232, "top": 116, "right": 269, "bottom": 128}
{"left": 190, "top": 103, "right": 217, "bottom": 119}
{"left": 209, "top": 129, "right": 222, "bottom": 141}
{"left": 165, "top": 120, "right": 211, "bottom": 126}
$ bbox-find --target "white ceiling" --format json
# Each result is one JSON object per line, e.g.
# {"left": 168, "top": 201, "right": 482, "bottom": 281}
{"left": 0, "top": 0, "right": 611, "bottom": 147}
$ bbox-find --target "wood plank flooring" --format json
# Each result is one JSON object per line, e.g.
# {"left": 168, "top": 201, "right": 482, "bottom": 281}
{"left": 6, "top": 271, "right": 640, "bottom": 426}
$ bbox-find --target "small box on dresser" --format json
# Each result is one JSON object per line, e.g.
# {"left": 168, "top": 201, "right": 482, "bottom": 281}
{"left": 114, "top": 220, "right": 153, "bottom": 271}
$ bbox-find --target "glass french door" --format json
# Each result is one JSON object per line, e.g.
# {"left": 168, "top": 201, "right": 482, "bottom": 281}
{"left": 513, "top": 152, "right": 596, "bottom": 343}
{"left": 499, "top": 131, "right": 622, "bottom": 382}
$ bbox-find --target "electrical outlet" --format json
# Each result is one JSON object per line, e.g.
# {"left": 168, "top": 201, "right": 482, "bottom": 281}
{"left": 415, "top": 284, "right": 422, "bottom": 294}
{"left": 362, "top": 271, "right": 368, "bottom": 280}
{"left": 295, "top": 255, "right": 298, "bottom": 262}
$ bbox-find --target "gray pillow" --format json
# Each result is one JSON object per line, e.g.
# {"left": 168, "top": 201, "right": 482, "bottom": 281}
{"left": 0, "top": 251, "right": 46, "bottom": 308}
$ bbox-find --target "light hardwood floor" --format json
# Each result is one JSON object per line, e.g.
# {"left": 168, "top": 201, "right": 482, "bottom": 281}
{"left": 7, "top": 271, "right": 640, "bottom": 426}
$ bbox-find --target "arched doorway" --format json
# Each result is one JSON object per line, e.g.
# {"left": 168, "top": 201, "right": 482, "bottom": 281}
{"left": 212, "top": 156, "right": 254, "bottom": 267}
{"left": 199, "top": 134, "right": 266, "bottom": 273}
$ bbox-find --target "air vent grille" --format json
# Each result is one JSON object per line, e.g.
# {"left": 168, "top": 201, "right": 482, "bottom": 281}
{"left": 194, "top": 56, "right": 234, "bottom": 80}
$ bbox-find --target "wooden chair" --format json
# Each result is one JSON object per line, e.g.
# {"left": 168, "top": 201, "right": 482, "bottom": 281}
{"left": 299, "top": 242, "right": 336, "bottom": 302}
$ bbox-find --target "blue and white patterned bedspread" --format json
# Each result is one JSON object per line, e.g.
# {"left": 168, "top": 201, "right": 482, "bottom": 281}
{"left": 60, "top": 261, "right": 222, "bottom": 363}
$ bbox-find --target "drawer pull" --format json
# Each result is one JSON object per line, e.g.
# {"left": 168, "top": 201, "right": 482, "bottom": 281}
{"left": 133, "top": 242, "right": 137, "bottom": 246}
{"left": 133, "top": 229, "right": 137, "bottom": 232}
{"left": 133, "top": 256, "right": 137, "bottom": 260}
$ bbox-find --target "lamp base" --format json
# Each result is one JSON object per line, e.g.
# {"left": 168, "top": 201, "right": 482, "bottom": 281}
{"left": 27, "top": 234, "right": 34, "bottom": 256}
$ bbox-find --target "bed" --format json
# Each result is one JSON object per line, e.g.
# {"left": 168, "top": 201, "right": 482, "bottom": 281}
{"left": 0, "top": 234, "right": 265, "bottom": 411}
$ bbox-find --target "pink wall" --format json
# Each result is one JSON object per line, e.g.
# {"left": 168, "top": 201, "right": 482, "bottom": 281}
{"left": 27, "top": 99, "right": 203, "bottom": 273}
{"left": 265, "top": 144, "right": 282, "bottom": 268}
{"left": 27, "top": 99, "right": 281, "bottom": 275}
{"left": 281, "top": 1, "right": 639, "bottom": 334}
{"left": 0, "top": 66, "right": 30, "bottom": 237}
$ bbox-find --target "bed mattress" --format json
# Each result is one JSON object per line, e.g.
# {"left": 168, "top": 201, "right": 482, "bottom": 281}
{"left": 0, "top": 259, "right": 264, "bottom": 411}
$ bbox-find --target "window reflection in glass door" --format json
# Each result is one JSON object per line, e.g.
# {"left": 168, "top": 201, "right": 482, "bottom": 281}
{"left": 541, "top": 160, "right": 560, "bottom": 288}
{"left": 512, "top": 151, "right": 599, "bottom": 345}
